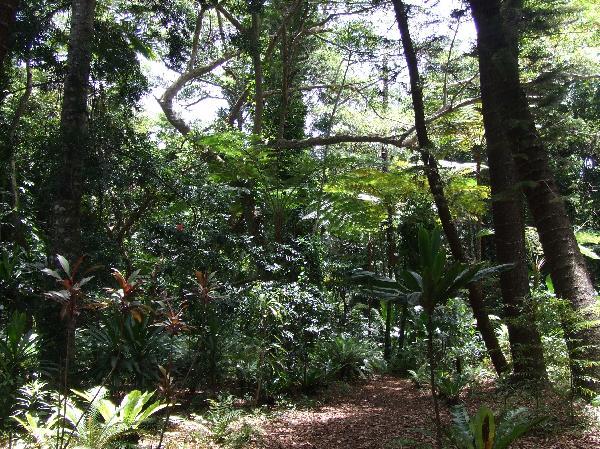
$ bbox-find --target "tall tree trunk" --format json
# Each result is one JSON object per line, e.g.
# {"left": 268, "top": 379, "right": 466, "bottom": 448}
{"left": 0, "top": 0, "right": 18, "bottom": 69}
{"left": 4, "top": 58, "right": 32, "bottom": 247}
{"left": 487, "top": 138, "right": 547, "bottom": 381}
{"left": 51, "top": 0, "right": 96, "bottom": 261}
{"left": 391, "top": 0, "right": 509, "bottom": 375}
{"left": 250, "top": 6, "right": 264, "bottom": 136}
{"left": 469, "top": 0, "right": 599, "bottom": 393}
{"left": 476, "top": 0, "right": 547, "bottom": 382}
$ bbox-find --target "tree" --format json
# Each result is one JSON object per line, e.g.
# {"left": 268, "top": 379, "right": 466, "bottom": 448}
{"left": 468, "top": 0, "right": 600, "bottom": 394}
{"left": 51, "top": 0, "right": 96, "bottom": 260}
{"left": 476, "top": 0, "right": 547, "bottom": 382}
{"left": 391, "top": 0, "right": 509, "bottom": 376}
{"left": 0, "top": 0, "right": 19, "bottom": 69}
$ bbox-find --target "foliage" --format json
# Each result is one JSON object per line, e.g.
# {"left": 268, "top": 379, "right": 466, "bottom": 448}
{"left": 12, "top": 387, "right": 165, "bottom": 449}
{"left": 435, "top": 371, "right": 470, "bottom": 405}
{"left": 314, "top": 335, "right": 385, "bottom": 381}
{"left": 448, "top": 405, "right": 545, "bottom": 449}
{"left": 0, "top": 311, "right": 39, "bottom": 423}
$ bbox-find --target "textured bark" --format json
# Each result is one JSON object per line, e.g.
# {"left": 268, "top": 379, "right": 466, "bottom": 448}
{"left": 0, "top": 0, "right": 18, "bottom": 69}
{"left": 474, "top": 0, "right": 547, "bottom": 382}
{"left": 391, "top": 0, "right": 509, "bottom": 375}
{"left": 469, "top": 0, "right": 599, "bottom": 393}
{"left": 51, "top": 0, "right": 96, "bottom": 260}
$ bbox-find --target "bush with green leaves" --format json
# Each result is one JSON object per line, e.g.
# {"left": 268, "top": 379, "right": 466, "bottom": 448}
{"left": 229, "top": 281, "right": 335, "bottom": 399}
{"left": 436, "top": 371, "right": 470, "bottom": 405}
{"left": 12, "top": 386, "right": 165, "bottom": 449}
{"left": 0, "top": 311, "right": 40, "bottom": 425}
{"left": 448, "top": 405, "right": 545, "bottom": 449}
{"left": 407, "top": 364, "right": 430, "bottom": 389}
{"left": 77, "top": 313, "right": 169, "bottom": 389}
{"left": 314, "top": 335, "right": 385, "bottom": 381}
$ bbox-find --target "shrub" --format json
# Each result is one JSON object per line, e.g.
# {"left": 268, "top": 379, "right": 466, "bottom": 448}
{"left": 315, "top": 335, "right": 385, "bottom": 381}
{"left": 0, "top": 311, "right": 39, "bottom": 424}
{"left": 12, "top": 387, "right": 165, "bottom": 449}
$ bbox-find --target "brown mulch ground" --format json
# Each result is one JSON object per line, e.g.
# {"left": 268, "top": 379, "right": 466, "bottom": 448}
{"left": 252, "top": 375, "right": 600, "bottom": 449}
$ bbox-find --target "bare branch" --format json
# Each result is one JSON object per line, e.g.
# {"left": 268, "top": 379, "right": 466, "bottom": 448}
{"left": 158, "top": 51, "right": 238, "bottom": 135}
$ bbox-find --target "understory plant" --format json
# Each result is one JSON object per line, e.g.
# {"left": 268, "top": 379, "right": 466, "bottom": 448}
{"left": 398, "top": 227, "right": 510, "bottom": 449}
{"left": 0, "top": 311, "right": 39, "bottom": 425}
{"left": 448, "top": 404, "right": 545, "bottom": 449}
{"left": 315, "top": 335, "right": 385, "bottom": 381}
{"left": 12, "top": 386, "right": 165, "bottom": 449}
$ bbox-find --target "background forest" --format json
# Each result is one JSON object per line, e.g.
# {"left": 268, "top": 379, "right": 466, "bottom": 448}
{"left": 0, "top": 0, "right": 599, "bottom": 448}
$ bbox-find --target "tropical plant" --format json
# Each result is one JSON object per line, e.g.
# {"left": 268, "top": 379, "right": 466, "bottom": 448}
{"left": 0, "top": 311, "right": 39, "bottom": 424}
{"left": 352, "top": 227, "right": 510, "bottom": 449}
{"left": 81, "top": 314, "right": 168, "bottom": 389}
{"left": 12, "top": 387, "right": 165, "bottom": 449}
{"left": 448, "top": 405, "right": 545, "bottom": 449}
{"left": 407, "top": 364, "right": 430, "bottom": 389}
{"left": 436, "top": 371, "right": 470, "bottom": 405}
{"left": 205, "top": 394, "right": 242, "bottom": 444}
{"left": 316, "top": 335, "right": 385, "bottom": 381}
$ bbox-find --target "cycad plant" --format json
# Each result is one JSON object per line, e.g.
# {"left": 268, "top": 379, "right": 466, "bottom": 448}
{"left": 13, "top": 387, "right": 165, "bottom": 449}
{"left": 317, "top": 335, "right": 384, "bottom": 381}
{"left": 448, "top": 405, "right": 545, "bottom": 449}
{"left": 399, "top": 227, "right": 510, "bottom": 449}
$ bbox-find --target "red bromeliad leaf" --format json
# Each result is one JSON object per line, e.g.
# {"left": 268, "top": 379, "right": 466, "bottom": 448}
{"left": 70, "top": 255, "right": 85, "bottom": 280}
{"left": 112, "top": 269, "right": 128, "bottom": 290}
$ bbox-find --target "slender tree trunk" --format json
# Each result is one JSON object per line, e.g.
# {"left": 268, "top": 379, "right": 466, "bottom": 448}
{"left": 391, "top": 0, "right": 509, "bottom": 375}
{"left": 426, "top": 313, "right": 442, "bottom": 449}
{"left": 4, "top": 58, "right": 32, "bottom": 247}
{"left": 0, "top": 0, "right": 18, "bottom": 69}
{"left": 250, "top": 7, "right": 264, "bottom": 136}
{"left": 469, "top": 0, "right": 600, "bottom": 394}
{"left": 51, "top": 0, "right": 96, "bottom": 261}
{"left": 397, "top": 304, "right": 408, "bottom": 353}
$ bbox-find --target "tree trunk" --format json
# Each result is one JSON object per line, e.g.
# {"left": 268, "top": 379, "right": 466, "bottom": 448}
{"left": 426, "top": 313, "right": 442, "bottom": 449}
{"left": 0, "top": 0, "right": 18, "bottom": 69}
{"left": 4, "top": 58, "right": 32, "bottom": 247}
{"left": 470, "top": 0, "right": 547, "bottom": 382}
{"left": 488, "top": 144, "right": 547, "bottom": 380}
{"left": 469, "top": 0, "right": 599, "bottom": 393}
{"left": 250, "top": 8, "right": 264, "bottom": 136}
{"left": 391, "top": 0, "right": 509, "bottom": 375}
{"left": 51, "top": 0, "right": 96, "bottom": 261}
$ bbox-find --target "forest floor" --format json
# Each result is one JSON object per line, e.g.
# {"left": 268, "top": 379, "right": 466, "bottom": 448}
{"left": 144, "top": 375, "right": 600, "bottom": 449}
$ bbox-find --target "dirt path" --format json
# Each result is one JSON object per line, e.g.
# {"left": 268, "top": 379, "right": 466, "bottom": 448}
{"left": 255, "top": 376, "right": 442, "bottom": 449}
{"left": 254, "top": 376, "right": 600, "bottom": 449}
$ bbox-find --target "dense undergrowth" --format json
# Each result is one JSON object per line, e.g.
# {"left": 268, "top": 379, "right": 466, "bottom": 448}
{"left": 1, "top": 240, "right": 598, "bottom": 448}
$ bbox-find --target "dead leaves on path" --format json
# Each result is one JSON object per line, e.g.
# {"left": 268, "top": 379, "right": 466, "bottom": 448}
{"left": 253, "top": 376, "right": 599, "bottom": 449}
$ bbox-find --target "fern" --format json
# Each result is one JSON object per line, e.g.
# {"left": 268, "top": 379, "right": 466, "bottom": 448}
{"left": 448, "top": 405, "right": 545, "bottom": 449}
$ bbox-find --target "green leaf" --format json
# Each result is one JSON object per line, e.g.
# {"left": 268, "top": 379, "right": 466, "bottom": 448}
{"left": 579, "top": 244, "right": 600, "bottom": 260}
{"left": 42, "top": 268, "right": 62, "bottom": 280}
{"left": 57, "top": 255, "right": 70, "bottom": 277}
